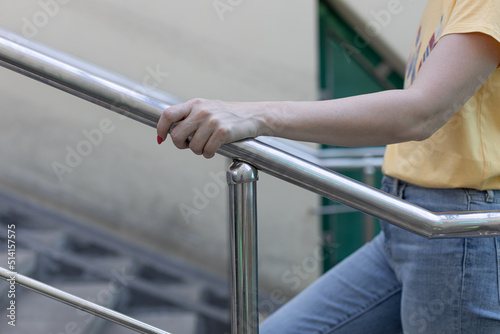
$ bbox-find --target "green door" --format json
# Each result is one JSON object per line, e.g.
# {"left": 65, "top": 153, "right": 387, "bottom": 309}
{"left": 318, "top": 2, "right": 404, "bottom": 271}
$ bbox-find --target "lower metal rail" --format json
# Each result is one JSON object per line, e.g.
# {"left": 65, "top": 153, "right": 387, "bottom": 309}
{"left": 0, "top": 267, "right": 171, "bottom": 334}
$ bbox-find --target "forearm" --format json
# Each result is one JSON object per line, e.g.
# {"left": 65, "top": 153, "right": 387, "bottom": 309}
{"left": 262, "top": 88, "right": 432, "bottom": 147}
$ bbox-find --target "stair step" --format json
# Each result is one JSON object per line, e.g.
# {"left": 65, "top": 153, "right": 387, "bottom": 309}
{"left": 148, "top": 282, "right": 207, "bottom": 304}
{"left": 92, "top": 256, "right": 137, "bottom": 275}
{"left": 102, "top": 310, "right": 203, "bottom": 334}
{"left": 21, "top": 228, "right": 68, "bottom": 249}
{"left": 0, "top": 187, "right": 231, "bottom": 333}
{"left": 83, "top": 255, "right": 137, "bottom": 309}
{"left": 104, "top": 283, "right": 208, "bottom": 333}
{"left": 0, "top": 281, "right": 121, "bottom": 334}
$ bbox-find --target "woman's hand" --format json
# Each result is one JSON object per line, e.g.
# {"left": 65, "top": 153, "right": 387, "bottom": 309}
{"left": 156, "top": 98, "right": 275, "bottom": 158}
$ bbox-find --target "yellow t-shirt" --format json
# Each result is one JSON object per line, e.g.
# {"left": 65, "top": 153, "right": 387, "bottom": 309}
{"left": 382, "top": 0, "right": 500, "bottom": 190}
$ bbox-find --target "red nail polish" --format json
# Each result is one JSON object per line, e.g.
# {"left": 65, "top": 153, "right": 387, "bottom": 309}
{"left": 157, "top": 136, "right": 163, "bottom": 144}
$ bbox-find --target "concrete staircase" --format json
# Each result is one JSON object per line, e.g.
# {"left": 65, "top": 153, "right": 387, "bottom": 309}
{"left": 0, "top": 188, "right": 230, "bottom": 334}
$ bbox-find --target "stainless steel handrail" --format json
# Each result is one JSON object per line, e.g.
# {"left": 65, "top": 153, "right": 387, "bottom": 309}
{"left": 2, "top": 27, "right": 500, "bottom": 334}
{"left": 256, "top": 137, "right": 384, "bottom": 170}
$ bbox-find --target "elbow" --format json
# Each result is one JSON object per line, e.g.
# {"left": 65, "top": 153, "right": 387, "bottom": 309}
{"left": 405, "top": 115, "right": 444, "bottom": 143}
{"left": 401, "top": 89, "right": 453, "bottom": 143}
{"left": 411, "top": 122, "right": 437, "bottom": 142}
{"left": 396, "top": 109, "right": 446, "bottom": 143}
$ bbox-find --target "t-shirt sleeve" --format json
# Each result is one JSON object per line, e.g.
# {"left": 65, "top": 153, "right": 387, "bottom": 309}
{"left": 441, "top": 0, "right": 500, "bottom": 44}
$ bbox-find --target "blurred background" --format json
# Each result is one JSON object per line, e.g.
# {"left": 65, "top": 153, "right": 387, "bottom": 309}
{"left": 0, "top": 0, "right": 425, "bottom": 333}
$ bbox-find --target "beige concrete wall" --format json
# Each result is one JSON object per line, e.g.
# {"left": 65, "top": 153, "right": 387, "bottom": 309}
{"left": 0, "top": 0, "right": 319, "bottom": 298}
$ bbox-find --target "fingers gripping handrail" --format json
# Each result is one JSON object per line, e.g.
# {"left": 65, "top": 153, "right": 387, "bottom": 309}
{"left": 1, "top": 27, "right": 499, "bottom": 240}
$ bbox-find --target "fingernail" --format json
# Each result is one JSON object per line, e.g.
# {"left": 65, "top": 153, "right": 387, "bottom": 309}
{"left": 157, "top": 136, "right": 163, "bottom": 144}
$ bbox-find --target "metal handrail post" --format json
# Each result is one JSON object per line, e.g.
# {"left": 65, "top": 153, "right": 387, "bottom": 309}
{"left": 227, "top": 161, "right": 259, "bottom": 334}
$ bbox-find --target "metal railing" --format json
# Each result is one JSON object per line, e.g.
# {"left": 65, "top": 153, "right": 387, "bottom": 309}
{"left": 2, "top": 27, "right": 500, "bottom": 334}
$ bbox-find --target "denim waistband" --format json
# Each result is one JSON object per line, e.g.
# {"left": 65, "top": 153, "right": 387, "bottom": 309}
{"left": 382, "top": 175, "right": 500, "bottom": 204}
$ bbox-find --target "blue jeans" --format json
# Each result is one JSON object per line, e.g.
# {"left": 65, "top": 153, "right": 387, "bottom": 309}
{"left": 260, "top": 176, "right": 500, "bottom": 333}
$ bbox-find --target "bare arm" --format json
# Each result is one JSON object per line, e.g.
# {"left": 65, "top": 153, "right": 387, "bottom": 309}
{"left": 157, "top": 33, "right": 500, "bottom": 158}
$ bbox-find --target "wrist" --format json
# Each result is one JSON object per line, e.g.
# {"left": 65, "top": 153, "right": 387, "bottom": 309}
{"left": 258, "top": 101, "right": 287, "bottom": 137}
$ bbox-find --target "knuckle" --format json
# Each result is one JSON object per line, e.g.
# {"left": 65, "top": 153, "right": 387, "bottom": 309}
{"left": 161, "top": 109, "right": 174, "bottom": 122}
{"left": 215, "top": 126, "right": 229, "bottom": 139}
{"left": 203, "top": 140, "right": 220, "bottom": 159}
{"left": 161, "top": 110, "right": 169, "bottom": 120}
{"left": 204, "top": 145, "right": 217, "bottom": 159}
{"left": 190, "top": 99, "right": 215, "bottom": 118}
{"left": 169, "top": 131, "right": 182, "bottom": 143}
{"left": 173, "top": 141, "right": 187, "bottom": 150}
{"left": 189, "top": 143, "right": 203, "bottom": 155}
{"left": 162, "top": 107, "right": 172, "bottom": 117}
{"left": 208, "top": 117, "right": 221, "bottom": 128}
{"left": 191, "top": 98, "right": 205, "bottom": 106}
{"left": 196, "top": 108, "right": 210, "bottom": 119}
